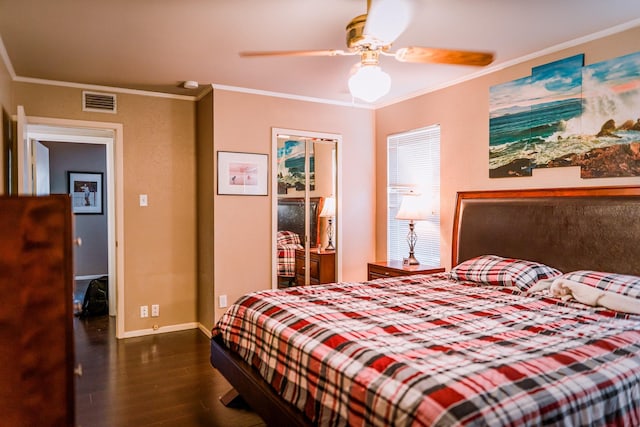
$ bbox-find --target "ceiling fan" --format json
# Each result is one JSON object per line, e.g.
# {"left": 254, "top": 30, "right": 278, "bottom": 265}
{"left": 240, "top": 0, "right": 494, "bottom": 102}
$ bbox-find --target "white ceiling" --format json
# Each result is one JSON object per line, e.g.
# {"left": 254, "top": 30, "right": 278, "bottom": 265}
{"left": 2, "top": 0, "right": 640, "bottom": 107}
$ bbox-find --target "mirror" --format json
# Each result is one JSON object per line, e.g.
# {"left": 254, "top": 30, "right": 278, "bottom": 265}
{"left": 272, "top": 128, "right": 340, "bottom": 289}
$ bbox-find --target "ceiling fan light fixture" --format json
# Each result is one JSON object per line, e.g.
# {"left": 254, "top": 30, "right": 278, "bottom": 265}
{"left": 348, "top": 64, "right": 391, "bottom": 102}
{"left": 238, "top": 0, "right": 494, "bottom": 102}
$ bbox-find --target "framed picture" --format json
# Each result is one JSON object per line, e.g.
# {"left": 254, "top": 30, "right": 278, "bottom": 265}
{"left": 217, "top": 151, "right": 268, "bottom": 196}
{"left": 68, "top": 171, "right": 103, "bottom": 214}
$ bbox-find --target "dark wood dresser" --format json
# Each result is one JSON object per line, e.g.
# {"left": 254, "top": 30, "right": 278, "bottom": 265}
{"left": 0, "top": 195, "right": 75, "bottom": 426}
{"left": 367, "top": 260, "right": 445, "bottom": 281}
{"left": 295, "top": 248, "right": 335, "bottom": 286}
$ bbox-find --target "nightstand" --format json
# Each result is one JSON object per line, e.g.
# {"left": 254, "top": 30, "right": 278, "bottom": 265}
{"left": 295, "top": 249, "right": 336, "bottom": 286}
{"left": 367, "top": 261, "right": 445, "bottom": 281}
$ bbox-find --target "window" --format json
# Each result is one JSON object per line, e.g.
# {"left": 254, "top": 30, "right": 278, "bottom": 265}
{"left": 387, "top": 125, "right": 440, "bottom": 265}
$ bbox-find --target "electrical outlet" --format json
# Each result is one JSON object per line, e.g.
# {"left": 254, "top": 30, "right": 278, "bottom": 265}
{"left": 139, "top": 194, "right": 148, "bottom": 206}
{"left": 140, "top": 305, "right": 149, "bottom": 318}
{"left": 219, "top": 295, "right": 228, "bottom": 308}
{"left": 151, "top": 304, "right": 159, "bottom": 317}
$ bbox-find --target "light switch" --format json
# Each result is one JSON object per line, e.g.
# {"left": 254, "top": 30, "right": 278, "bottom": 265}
{"left": 139, "top": 194, "right": 148, "bottom": 206}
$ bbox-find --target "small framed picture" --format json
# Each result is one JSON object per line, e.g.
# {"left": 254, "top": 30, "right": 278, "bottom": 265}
{"left": 217, "top": 151, "right": 268, "bottom": 196}
{"left": 68, "top": 171, "right": 103, "bottom": 214}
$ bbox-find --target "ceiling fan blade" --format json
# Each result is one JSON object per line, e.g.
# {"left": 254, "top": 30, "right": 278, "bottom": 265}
{"left": 395, "top": 47, "right": 494, "bottom": 66}
{"left": 364, "top": 0, "right": 412, "bottom": 45}
{"left": 239, "top": 49, "right": 347, "bottom": 58}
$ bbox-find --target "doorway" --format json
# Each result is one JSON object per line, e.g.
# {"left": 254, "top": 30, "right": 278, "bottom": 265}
{"left": 19, "top": 112, "right": 125, "bottom": 338}
{"left": 271, "top": 128, "right": 342, "bottom": 289}
{"left": 39, "top": 141, "right": 108, "bottom": 308}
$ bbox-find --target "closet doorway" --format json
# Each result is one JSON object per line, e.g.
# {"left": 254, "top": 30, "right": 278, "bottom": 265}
{"left": 271, "top": 128, "right": 342, "bottom": 289}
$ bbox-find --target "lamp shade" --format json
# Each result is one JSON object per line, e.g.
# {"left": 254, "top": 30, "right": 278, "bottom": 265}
{"left": 396, "top": 193, "right": 429, "bottom": 221}
{"left": 348, "top": 64, "right": 391, "bottom": 102}
{"left": 319, "top": 196, "right": 336, "bottom": 217}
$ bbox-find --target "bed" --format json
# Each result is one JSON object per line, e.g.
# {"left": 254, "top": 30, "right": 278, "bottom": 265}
{"left": 277, "top": 197, "right": 321, "bottom": 286}
{"left": 211, "top": 186, "right": 640, "bottom": 426}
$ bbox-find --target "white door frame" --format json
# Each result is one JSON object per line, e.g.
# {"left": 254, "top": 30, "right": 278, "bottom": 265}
{"left": 16, "top": 106, "right": 30, "bottom": 194}
{"left": 24, "top": 114, "right": 126, "bottom": 339}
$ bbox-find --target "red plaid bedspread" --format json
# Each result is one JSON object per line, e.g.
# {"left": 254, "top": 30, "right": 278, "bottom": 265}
{"left": 277, "top": 244, "right": 301, "bottom": 277}
{"left": 277, "top": 231, "right": 303, "bottom": 277}
{"left": 212, "top": 274, "right": 640, "bottom": 426}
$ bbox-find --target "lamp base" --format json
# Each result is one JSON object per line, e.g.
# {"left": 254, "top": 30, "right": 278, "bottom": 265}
{"left": 324, "top": 218, "right": 335, "bottom": 251}
{"left": 405, "top": 255, "right": 420, "bottom": 265}
{"left": 405, "top": 221, "right": 420, "bottom": 265}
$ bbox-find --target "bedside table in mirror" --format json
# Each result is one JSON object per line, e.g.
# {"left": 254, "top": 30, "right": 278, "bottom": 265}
{"left": 296, "top": 248, "right": 336, "bottom": 286}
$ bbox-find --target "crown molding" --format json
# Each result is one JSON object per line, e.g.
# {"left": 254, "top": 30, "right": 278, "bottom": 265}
{"left": 13, "top": 76, "right": 196, "bottom": 101}
{"left": 211, "top": 83, "right": 374, "bottom": 109}
{"left": 0, "top": 35, "right": 17, "bottom": 79}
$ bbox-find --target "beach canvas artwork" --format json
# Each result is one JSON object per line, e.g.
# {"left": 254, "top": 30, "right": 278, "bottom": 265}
{"left": 489, "top": 51, "right": 640, "bottom": 178}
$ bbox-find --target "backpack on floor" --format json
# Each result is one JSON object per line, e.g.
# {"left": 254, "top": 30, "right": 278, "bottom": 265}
{"left": 78, "top": 276, "right": 108, "bottom": 317}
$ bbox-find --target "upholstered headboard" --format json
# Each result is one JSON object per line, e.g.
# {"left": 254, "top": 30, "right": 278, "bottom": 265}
{"left": 452, "top": 186, "right": 640, "bottom": 276}
{"left": 277, "top": 197, "right": 321, "bottom": 249}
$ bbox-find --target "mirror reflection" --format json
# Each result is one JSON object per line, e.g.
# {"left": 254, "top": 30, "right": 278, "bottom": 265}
{"left": 275, "top": 132, "right": 338, "bottom": 288}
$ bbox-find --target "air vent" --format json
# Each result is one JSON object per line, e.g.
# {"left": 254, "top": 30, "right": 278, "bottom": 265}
{"left": 82, "top": 91, "right": 117, "bottom": 113}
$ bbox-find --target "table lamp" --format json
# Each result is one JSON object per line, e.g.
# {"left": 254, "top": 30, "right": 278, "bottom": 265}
{"left": 395, "top": 192, "right": 429, "bottom": 265}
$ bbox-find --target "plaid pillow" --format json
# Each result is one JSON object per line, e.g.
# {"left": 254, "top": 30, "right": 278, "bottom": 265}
{"left": 451, "top": 255, "right": 562, "bottom": 291}
{"left": 561, "top": 270, "right": 640, "bottom": 300}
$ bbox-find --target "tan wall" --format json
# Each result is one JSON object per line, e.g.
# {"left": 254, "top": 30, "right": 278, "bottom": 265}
{"left": 13, "top": 82, "right": 197, "bottom": 332}
{"left": 375, "top": 26, "right": 640, "bottom": 270}
{"left": 196, "top": 91, "right": 214, "bottom": 328}
{"left": 0, "top": 53, "right": 12, "bottom": 194}
{"left": 210, "top": 89, "right": 375, "bottom": 322}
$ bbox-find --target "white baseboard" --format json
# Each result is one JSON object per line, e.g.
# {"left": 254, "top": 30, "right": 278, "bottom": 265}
{"left": 120, "top": 322, "right": 199, "bottom": 339}
{"left": 198, "top": 323, "right": 212, "bottom": 338}
{"left": 75, "top": 274, "right": 108, "bottom": 281}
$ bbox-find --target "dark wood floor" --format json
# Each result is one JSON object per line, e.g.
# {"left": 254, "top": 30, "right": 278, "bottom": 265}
{"left": 74, "top": 315, "right": 266, "bottom": 427}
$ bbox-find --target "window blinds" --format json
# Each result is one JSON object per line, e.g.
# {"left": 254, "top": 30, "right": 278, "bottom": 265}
{"left": 387, "top": 125, "right": 441, "bottom": 265}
